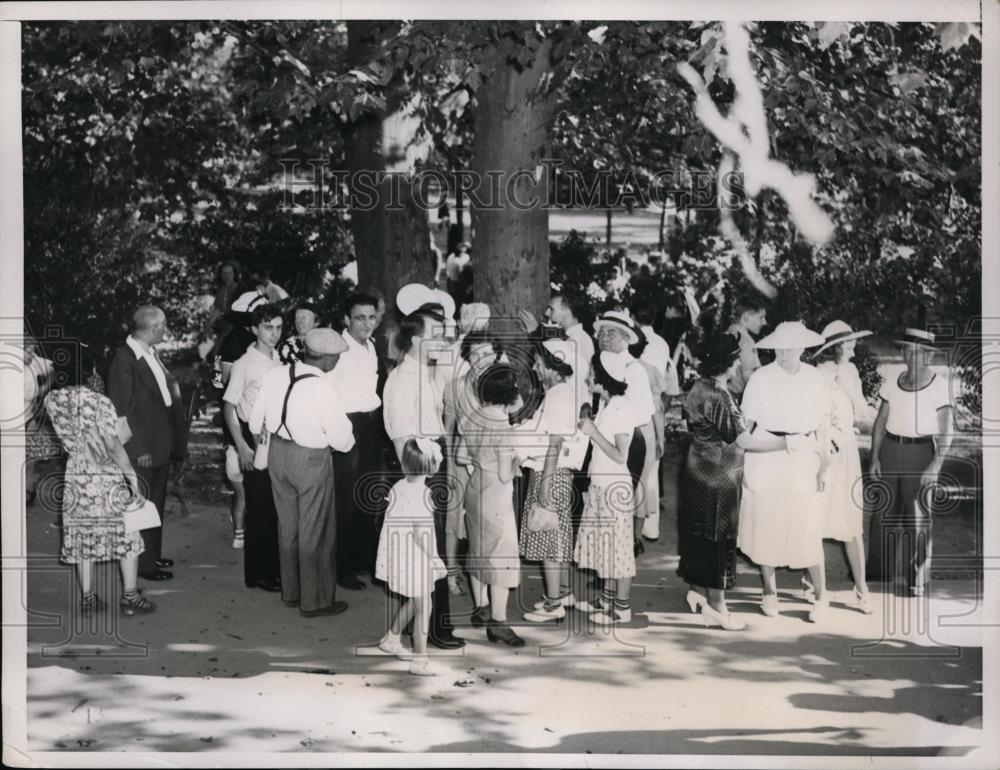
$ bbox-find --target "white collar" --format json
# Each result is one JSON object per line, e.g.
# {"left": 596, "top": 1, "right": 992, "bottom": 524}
{"left": 126, "top": 335, "right": 152, "bottom": 359}
{"left": 344, "top": 331, "right": 373, "bottom": 352}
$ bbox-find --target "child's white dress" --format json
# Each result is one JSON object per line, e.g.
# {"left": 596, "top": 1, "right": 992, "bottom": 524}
{"left": 375, "top": 479, "right": 447, "bottom": 598}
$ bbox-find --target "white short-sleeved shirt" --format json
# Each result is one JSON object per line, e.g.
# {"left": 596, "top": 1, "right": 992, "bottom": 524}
{"left": 223, "top": 344, "right": 280, "bottom": 422}
{"left": 248, "top": 363, "right": 355, "bottom": 452}
{"left": 880, "top": 372, "right": 951, "bottom": 438}
{"left": 589, "top": 396, "right": 638, "bottom": 486}
{"left": 622, "top": 356, "right": 655, "bottom": 425}
{"left": 520, "top": 382, "right": 587, "bottom": 471}
{"left": 741, "top": 361, "right": 831, "bottom": 434}
{"left": 565, "top": 322, "right": 595, "bottom": 407}
{"left": 324, "top": 332, "right": 381, "bottom": 414}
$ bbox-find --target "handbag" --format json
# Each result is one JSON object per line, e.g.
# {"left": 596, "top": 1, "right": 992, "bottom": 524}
{"left": 123, "top": 497, "right": 161, "bottom": 533}
{"left": 525, "top": 502, "right": 560, "bottom": 532}
{"left": 253, "top": 419, "right": 269, "bottom": 470}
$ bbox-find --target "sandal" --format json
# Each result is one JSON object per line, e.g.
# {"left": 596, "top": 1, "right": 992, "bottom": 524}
{"left": 80, "top": 594, "right": 107, "bottom": 616}
{"left": 120, "top": 589, "right": 157, "bottom": 616}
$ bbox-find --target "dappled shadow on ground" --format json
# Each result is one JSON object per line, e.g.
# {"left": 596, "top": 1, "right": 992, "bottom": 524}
{"left": 25, "top": 479, "right": 983, "bottom": 754}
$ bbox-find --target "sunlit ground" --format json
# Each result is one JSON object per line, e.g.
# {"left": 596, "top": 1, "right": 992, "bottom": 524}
{"left": 22, "top": 497, "right": 984, "bottom": 755}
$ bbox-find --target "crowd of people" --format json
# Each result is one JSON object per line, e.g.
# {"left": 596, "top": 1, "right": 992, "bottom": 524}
{"left": 26, "top": 261, "right": 955, "bottom": 677}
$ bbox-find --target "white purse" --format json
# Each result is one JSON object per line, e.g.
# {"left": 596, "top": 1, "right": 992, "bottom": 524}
{"left": 123, "top": 498, "right": 161, "bottom": 533}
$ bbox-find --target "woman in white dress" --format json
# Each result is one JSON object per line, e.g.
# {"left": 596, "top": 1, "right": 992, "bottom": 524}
{"left": 811, "top": 321, "right": 875, "bottom": 613}
{"left": 736, "top": 322, "right": 834, "bottom": 622}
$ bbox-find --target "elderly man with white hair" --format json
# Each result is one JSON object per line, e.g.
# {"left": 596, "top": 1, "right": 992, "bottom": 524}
{"left": 106, "top": 305, "right": 189, "bottom": 582}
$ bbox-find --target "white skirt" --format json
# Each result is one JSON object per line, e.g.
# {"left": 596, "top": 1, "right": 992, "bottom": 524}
{"left": 737, "top": 448, "right": 824, "bottom": 569}
{"left": 375, "top": 520, "right": 447, "bottom": 598}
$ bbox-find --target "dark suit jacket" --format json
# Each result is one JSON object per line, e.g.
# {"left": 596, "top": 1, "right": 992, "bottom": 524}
{"left": 106, "top": 341, "right": 188, "bottom": 467}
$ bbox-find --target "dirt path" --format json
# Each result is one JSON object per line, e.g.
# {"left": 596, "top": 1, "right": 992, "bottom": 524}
{"left": 23, "top": 493, "right": 985, "bottom": 756}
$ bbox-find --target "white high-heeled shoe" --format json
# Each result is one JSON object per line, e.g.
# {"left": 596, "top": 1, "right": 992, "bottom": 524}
{"left": 685, "top": 590, "right": 706, "bottom": 614}
{"left": 701, "top": 603, "right": 747, "bottom": 631}
{"left": 852, "top": 588, "right": 874, "bottom": 615}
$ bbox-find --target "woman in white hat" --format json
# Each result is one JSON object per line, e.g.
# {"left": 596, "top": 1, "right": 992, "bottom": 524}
{"left": 867, "top": 328, "right": 953, "bottom": 597}
{"left": 810, "top": 321, "right": 875, "bottom": 612}
{"left": 736, "top": 321, "right": 834, "bottom": 622}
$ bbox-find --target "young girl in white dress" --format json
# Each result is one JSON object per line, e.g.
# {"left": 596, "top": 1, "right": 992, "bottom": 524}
{"left": 375, "top": 438, "right": 449, "bottom": 676}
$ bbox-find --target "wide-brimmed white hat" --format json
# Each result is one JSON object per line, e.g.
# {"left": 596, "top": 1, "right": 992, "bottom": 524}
{"left": 430, "top": 289, "right": 456, "bottom": 320}
{"left": 755, "top": 321, "right": 825, "bottom": 350}
{"left": 894, "top": 327, "right": 937, "bottom": 349}
{"left": 395, "top": 283, "right": 438, "bottom": 316}
{"left": 599, "top": 351, "right": 629, "bottom": 382}
{"left": 541, "top": 338, "right": 576, "bottom": 375}
{"left": 593, "top": 310, "right": 639, "bottom": 345}
{"left": 814, "top": 320, "right": 872, "bottom": 356}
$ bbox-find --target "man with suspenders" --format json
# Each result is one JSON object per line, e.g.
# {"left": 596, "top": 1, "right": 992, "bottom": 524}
{"left": 249, "top": 328, "right": 356, "bottom": 617}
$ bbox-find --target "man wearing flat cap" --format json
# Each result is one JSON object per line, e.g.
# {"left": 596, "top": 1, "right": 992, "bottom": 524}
{"left": 249, "top": 328, "right": 356, "bottom": 617}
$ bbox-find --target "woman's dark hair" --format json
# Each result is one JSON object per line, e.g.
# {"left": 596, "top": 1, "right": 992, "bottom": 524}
{"left": 628, "top": 327, "right": 649, "bottom": 359}
{"left": 812, "top": 344, "right": 840, "bottom": 364}
{"left": 699, "top": 333, "right": 741, "bottom": 377}
{"left": 590, "top": 352, "right": 628, "bottom": 398}
{"left": 50, "top": 343, "right": 98, "bottom": 390}
{"left": 215, "top": 260, "right": 241, "bottom": 286}
{"left": 460, "top": 328, "right": 503, "bottom": 363}
{"left": 536, "top": 344, "right": 573, "bottom": 380}
{"left": 396, "top": 310, "right": 443, "bottom": 355}
{"left": 476, "top": 363, "right": 520, "bottom": 406}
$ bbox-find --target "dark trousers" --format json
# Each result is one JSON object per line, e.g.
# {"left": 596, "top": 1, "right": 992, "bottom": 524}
{"left": 136, "top": 463, "right": 169, "bottom": 573}
{"left": 425, "top": 460, "right": 456, "bottom": 641}
{"left": 238, "top": 420, "right": 281, "bottom": 586}
{"left": 243, "top": 467, "right": 282, "bottom": 585}
{"left": 268, "top": 437, "right": 338, "bottom": 612}
{"left": 333, "top": 410, "right": 383, "bottom": 578}
{"left": 867, "top": 437, "right": 936, "bottom": 591}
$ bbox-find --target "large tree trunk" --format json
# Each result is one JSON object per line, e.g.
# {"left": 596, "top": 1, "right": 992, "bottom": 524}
{"left": 470, "top": 35, "right": 555, "bottom": 326}
{"left": 343, "top": 21, "right": 433, "bottom": 312}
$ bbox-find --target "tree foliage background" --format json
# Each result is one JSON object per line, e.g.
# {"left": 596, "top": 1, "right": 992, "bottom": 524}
{"left": 22, "top": 19, "right": 981, "bottom": 398}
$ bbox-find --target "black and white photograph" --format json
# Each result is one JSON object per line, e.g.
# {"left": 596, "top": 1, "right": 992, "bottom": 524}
{"left": 0, "top": 0, "right": 997, "bottom": 765}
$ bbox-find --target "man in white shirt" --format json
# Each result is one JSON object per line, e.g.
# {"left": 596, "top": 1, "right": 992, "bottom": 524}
{"left": 383, "top": 303, "right": 466, "bottom": 650}
{"left": 325, "top": 292, "right": 387, "bottom": 590}
{"left": 249, "top": 328, "right": 355, "bottom": 617}
{"left": 518, "top": 292, "right": 594, "bottom": 415}
{"left": 632, "top": 302, "right": 671, "bottom": 542}
{"left": 222, "top": 304, "right": 283, "bottom": 592}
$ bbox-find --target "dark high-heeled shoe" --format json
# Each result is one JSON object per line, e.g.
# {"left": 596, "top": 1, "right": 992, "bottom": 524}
{"left": 486, "top": 621, "right": 525, "bottom": 647}
{"left": 471, "top": 605, "right": 491, "bottom": 628}
{"left": 634, "top": 539, "right": 645, "bottom": 558}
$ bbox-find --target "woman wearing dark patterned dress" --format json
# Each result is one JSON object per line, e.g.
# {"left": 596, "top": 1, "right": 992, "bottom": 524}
{"left": 679, "top": 333, "right": 788, "bottom": 630}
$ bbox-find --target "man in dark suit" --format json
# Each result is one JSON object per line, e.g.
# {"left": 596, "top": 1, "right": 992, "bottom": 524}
{"left": 107, "top": 305, "right": 188, "bottom": 581}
